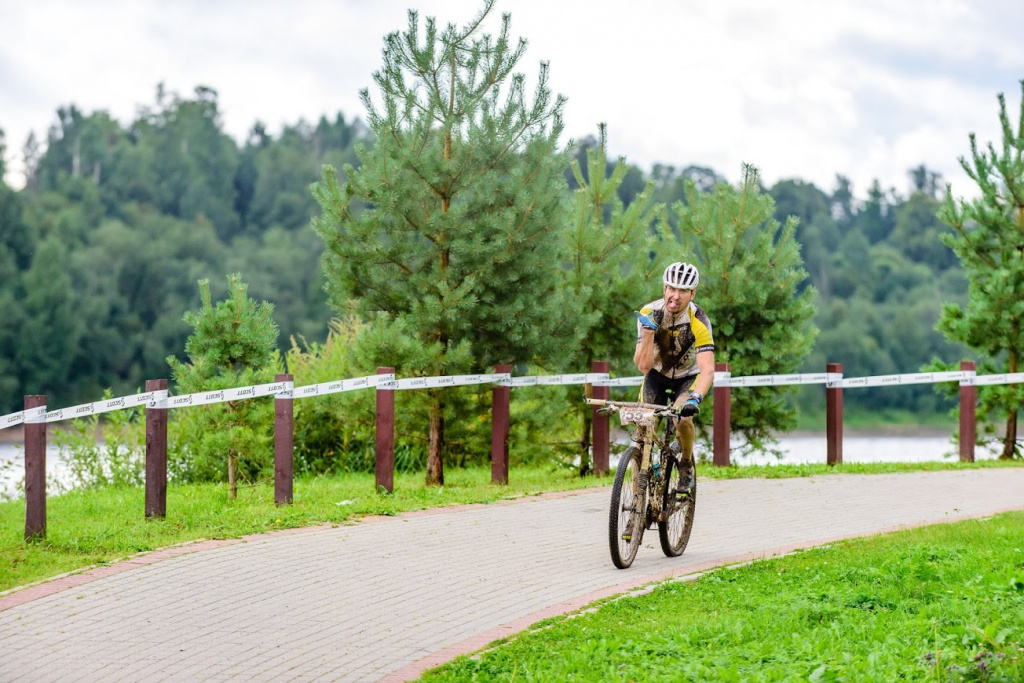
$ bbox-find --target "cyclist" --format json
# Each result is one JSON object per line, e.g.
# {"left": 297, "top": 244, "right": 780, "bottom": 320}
{"left": 634, "top": 261, "right": 715, "bottom": 478}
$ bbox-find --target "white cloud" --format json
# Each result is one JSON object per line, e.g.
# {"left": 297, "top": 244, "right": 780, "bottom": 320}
{"left": 1, "top": 0, "right": 1021, "bottom": 202}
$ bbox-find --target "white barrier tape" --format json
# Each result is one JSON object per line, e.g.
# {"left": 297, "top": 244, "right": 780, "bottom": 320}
{"left": 716, "top": 373, "right": 832, "bottom": 387}
{"left": 8, "top": 367, "right": 1024, "bottom": 430}
{"left": 383, "top": 373, "right": 511, "bottom": 391}
{"left": 146, "top": 390, "right": 169, "bottom": 409}
{"left": 839, "top": 370, "right": 969, "bottom": 389}
{"left": 44, "top": 390, "right": 166, "bottom": 423}
{"left": 507, "top": 373, "right": 609, "bottom": 387}
{"left": 592, "top": 376, "right": 644, "bottom": 387}
{"left": 166, "top": 381, "right": 292, "bottom": 409}
{"left": 293, "top": 373, "right": 395, "bottom": 398}
{"left": 1, "top": 409, "right": 27, "bottom": 430}
{"left": 1, "top": 406, "right": 48, "bottom": 429}
{"left": 966, "top": 372, "right": 1024, "bottom": 386}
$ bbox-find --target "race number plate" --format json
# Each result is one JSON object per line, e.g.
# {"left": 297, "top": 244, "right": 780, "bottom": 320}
{"left": 619, "top": 407, "right": 656, "bottom": 427}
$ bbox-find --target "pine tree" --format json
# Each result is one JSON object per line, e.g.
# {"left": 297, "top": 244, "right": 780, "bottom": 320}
{"left": 673, "top": 165, "right": 818, "bottom": 457}
{"left": 937, "top": 81, "right": 1024, "bottom": 460}
{"left": 168, "top": 274, "right": 281, "bottom": 497}
{"left": 311, "top": 1, "right": 570, "bottom": 485}
{"left": 560, "top": 124, "right": 667, "bottom": 472}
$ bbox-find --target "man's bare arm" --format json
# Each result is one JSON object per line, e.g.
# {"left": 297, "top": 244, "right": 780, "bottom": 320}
{"left": 691, "top": 351, "right": 715, "bottom": 398}
{"left": 634, "top": 330, "right": 655, "bottom": 374}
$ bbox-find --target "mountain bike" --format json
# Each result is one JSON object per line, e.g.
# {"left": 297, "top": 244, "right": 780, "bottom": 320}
{"left": 586, "top": 398, "right": 697, "bottom": 569}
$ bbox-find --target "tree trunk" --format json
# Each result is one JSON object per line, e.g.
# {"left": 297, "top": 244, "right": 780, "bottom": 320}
{"left": 426, "top": 394, "right": 445, "bottom": 485}
{"left": 228, "top": 450, "right": 237, "bottom": 499}
{"left": 1001, "top": 412, "right": 1018, "bottom": 460}
{"left": 1004, "top": 347, "right": 1020, "bottom": 459}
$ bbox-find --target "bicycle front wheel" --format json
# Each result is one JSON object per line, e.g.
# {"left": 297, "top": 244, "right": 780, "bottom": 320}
{"left": 658, "top": 453, "right": 696, "bottom": 557}
{"left": 609, "top": 446, "right": 644, "bottom": 569}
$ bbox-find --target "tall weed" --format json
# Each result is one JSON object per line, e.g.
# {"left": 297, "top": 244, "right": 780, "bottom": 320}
{"left": 52, "top": 389, "right": 145, "bottom": 490}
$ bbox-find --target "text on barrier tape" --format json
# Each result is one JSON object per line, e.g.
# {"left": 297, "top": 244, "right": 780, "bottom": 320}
{"left": 964, "top": 372, "right": 1024, "bottom": 386}
{"left": 382, "top": 373, "right": 510, "bottom": 390}
{"left": 45, "top": 390, "right": 166, "bottom": 423}
{"left": 166, "top": 382, "right": 293, "bottom": 409}
{"left": 506, "top": 373, "right": 609, "bottom": 387}
{"left": 591, "top": 376, "right": 644, "bottom": 387}
{"left": 715, "top": 373, "right": 832, "bottom": 387}
{"left": 293, "top": 373, "right": 394, "bottom": 397}
{"left": 838, "top": 370, "right": 969, "bottom": 388}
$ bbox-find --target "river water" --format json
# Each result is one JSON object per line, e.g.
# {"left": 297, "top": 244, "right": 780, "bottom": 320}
{"left": 0, "top": 435, "right": 1003, "bottom": 500}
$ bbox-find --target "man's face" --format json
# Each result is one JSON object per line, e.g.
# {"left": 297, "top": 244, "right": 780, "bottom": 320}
{"left": 663, "top": 284, "right": 694, "bottom": 312}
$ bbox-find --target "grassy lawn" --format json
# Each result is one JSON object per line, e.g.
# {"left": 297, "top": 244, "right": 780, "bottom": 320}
{"left": 423, "top": 510, "right": 1024, "bottom": 682}
{"left": 2, "top": 458, "right": 1022, "bottom": 602}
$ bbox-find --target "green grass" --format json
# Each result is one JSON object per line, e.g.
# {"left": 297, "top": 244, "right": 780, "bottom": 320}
{"left": 423, "top": 511, "right": 1024, "bottom": 682}
{"left": 3, "top": 459, "right": 1022, "bottom": 601}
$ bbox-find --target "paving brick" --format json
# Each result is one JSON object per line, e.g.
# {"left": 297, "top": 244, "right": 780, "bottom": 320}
{"left": 0, "top": 469, "right": 1022, "bottom": 682}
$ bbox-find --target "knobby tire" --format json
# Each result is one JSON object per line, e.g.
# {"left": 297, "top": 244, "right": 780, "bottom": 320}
{"left": 609, "top": 446, "right": 643, "bottom": 569}
{"left": 658, "top": 453, "right": 696, "bottom": 557}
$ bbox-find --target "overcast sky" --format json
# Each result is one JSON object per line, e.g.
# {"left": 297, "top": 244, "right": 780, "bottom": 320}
{"left": 1, "top": 0, "right": 1021, "bottom": 200}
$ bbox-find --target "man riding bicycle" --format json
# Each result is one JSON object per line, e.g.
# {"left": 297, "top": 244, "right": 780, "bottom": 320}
{"left": 634, "top": 261, "right": 715, "bottom": 474}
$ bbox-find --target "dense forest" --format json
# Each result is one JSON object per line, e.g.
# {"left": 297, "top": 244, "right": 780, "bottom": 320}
{"left": 0, "top": 85, "right": 968, "bottom": 419}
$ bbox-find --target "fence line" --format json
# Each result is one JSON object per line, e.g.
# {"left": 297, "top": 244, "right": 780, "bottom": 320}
{"left": 5, "top": 364, "right": 1021, "bottom": 431}
{"left": 8, "top": 359, "right": 1021, "bottom": 540}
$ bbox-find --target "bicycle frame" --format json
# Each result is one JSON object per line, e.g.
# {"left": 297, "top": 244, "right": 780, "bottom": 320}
{"left": 587, "top": 397, "right": 676, "bottom": 512}
{"left": 587, "top": 396, "right": 697, "bottom": 568}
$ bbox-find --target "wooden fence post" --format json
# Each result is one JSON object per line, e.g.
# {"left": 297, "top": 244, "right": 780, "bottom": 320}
{"left": 591, "top": 360, "right": 610, "bottom": 476}
{"left": 826, "top": 362, "right": 843, "bottom": 466}
{"left": 24, "top": 395, "right": 47, "bottom": 542}
{"left": 959, "top": 360, "right": 976, "bottom": 463}
{"left": 376, "top": 367, "right": 395, "bottom": 494}
{"left": 713, "top": 362, "right": 731, "bottom": 467}
{"left": 145, "top": 379, "right": 168, "bottom": 519}
{"left": 491, "top": 364, "right": 511, "bottom": 485}
{"left": 274, "top": 374, "right": 294, "bottom": 505}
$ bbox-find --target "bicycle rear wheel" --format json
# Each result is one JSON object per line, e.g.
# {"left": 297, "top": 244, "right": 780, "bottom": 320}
{"left": 658, "top": 452, "right": 696, "bottom": 557}
{"left": 609, "top": 446, "right": 644, "bottom": 569}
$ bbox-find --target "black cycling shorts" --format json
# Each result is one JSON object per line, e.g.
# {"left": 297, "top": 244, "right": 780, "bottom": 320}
{"left": 640, "top": 369, "right": 696, "bottom": 407}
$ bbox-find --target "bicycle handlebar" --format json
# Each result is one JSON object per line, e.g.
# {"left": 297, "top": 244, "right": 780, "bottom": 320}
{"left": 584, "top": 397, "right": 677, "bottom": 416}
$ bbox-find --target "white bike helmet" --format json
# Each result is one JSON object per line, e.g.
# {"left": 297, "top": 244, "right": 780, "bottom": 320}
{"left": 663, "top": 262, "right": 699, "bottom": 290}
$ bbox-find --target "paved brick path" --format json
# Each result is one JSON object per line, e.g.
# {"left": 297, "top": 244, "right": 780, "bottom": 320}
{"left": 1, "top": 469, "right": 1022, "bottom": 682}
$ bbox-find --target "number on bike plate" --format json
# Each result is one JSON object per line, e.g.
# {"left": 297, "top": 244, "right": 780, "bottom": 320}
{"left": 619, "top": 407, "right": 656, "bottom": 427}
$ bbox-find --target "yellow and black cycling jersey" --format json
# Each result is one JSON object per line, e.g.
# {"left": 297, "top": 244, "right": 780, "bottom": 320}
{"left": 635, "top": 299, "right": 715, "bottom": 379}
